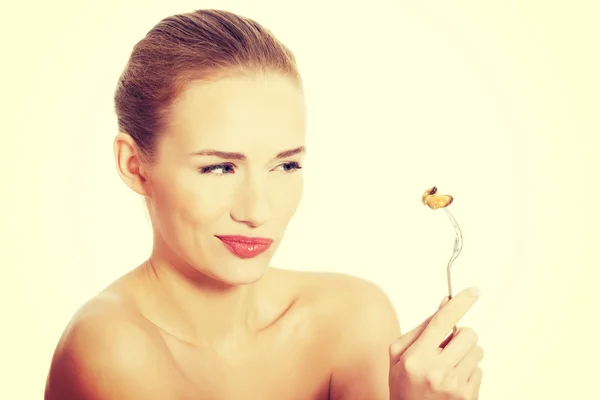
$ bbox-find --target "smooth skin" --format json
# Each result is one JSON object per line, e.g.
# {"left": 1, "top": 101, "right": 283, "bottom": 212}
{"left": 388, "top": 290, "right": 484, "bottom": 400}
{"left": 44, "top": 72, "right": 483, "bottom": 400}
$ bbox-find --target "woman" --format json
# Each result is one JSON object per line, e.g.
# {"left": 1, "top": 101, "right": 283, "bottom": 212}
{"left": 45, "top": 9, "right": 483, "bottom": 400}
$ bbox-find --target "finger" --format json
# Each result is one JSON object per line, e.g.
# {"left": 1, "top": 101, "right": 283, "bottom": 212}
{"left": 438, "top": 327, "right": 456, "bottom": 350}
{"left": 454, "top": 345, "right": 484, "bottom": 380}
{"left": 389, "top": 296, "right": 448, "bottom": 360}
{"left": 438, "top": 335, "right": 452, "bottom": 350}
{"left": 418, "top": 287, "right": 480, "bottom": 347}
{"left": 440, "top": 327, "right": 479, "bottom": 367}
{"left": 439, "top": 296, "right": 450, "bottom": 309}
{"left": 389, "top": 314, "right": 433, "bottom": 361}
{"left": 466, "top": 367, "right": 483, "bottom": 397}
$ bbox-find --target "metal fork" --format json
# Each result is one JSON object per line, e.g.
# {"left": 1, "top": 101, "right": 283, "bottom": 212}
{"left": 443, "top": 207, "right": 463, "bottom": 335}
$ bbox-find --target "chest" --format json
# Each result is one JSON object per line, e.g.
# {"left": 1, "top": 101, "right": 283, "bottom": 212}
{"left": 162, "top": 328, "right": 334, "bottom": 399}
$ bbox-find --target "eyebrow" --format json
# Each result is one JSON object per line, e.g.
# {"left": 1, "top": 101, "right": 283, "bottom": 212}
{"left": 190, "top": 146, "right": 306, "bottom": 160}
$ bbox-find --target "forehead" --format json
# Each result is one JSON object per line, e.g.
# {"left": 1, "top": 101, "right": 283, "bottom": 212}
{"left": 163, "top": 73, "right": 306, "bottom": 154}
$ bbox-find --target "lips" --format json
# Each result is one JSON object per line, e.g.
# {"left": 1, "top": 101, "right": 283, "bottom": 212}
{"left": 216, "top": 235, "right": 274, "bottom": 259}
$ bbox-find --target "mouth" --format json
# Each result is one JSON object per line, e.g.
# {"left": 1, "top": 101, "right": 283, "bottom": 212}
{"left": 216, "top": 235, "right": 274, "bottom": 259}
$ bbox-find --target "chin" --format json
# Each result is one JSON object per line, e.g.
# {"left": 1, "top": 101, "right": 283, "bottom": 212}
{"left": 207, "top": 256, "right": 272, "bottom": 286}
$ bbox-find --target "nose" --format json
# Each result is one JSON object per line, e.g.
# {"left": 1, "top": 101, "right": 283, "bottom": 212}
{"left": 230, "top": 176, "right": 270, "bottom": 228}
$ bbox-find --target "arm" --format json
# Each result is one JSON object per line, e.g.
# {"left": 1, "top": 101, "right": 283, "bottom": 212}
{"left": 44, "top": 311, "right": 193, "bottom": 400}
{"left": 328, "top": 277, "right": 401, "bottom": 400}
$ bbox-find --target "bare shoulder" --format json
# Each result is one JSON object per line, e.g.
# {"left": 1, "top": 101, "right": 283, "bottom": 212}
{"left": 281, "top": 269, "right": 401, "bottom": 400}
{"left": 44, "top": 292, "right": 192, "bottom": 400}
{"left": 281, "top": 269, "right": 400, "bottom": 333}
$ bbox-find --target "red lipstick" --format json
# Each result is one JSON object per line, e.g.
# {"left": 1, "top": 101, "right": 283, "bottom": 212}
{"left": 216, "top": 235, "right": 274, "bottom": 259}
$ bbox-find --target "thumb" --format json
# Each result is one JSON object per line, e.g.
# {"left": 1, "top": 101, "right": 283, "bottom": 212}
{"left": 389, "top": 297, "right": 448, "bottom": 360}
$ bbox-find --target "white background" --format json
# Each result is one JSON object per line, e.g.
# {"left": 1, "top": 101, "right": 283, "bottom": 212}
{"left": 1, "top": 1, "right": 598, "bottom": 399}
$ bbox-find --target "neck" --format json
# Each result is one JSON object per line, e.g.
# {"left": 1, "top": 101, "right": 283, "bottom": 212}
{"left": 138, "top": 250, "right": 265, "bottom": 346}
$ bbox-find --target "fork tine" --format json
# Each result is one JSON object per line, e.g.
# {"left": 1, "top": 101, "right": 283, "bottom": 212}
{"left": 443, "top": 207, "right": 463, "bottom": 299}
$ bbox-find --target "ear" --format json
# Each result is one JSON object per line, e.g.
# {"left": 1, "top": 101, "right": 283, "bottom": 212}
{"left": 113, "top": 133, "right": 151, "bottom": 196}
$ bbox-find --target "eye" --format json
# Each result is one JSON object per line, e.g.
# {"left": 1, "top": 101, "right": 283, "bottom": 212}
{"left": 199, "top": 163, "right": 236, "bottom": 175}
{"left": 273, "top": 161, "right": 302, "bottom": 173}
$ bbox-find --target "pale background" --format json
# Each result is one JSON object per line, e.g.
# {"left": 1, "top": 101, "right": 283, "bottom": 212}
{"left": 1, "top": 0, "right": 598, "bottom": 399}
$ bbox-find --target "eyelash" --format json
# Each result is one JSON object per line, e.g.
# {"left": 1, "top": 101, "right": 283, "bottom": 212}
{"left": 199, "top": 162, "right": 303, "bottom": 176}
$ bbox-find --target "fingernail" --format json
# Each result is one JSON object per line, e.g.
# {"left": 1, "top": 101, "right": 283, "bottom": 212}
{"left": 468, "top": 287, "right": 481, "bottom": 297}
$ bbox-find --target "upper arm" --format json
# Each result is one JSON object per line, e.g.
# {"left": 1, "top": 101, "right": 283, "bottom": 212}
{"left": 327, "top": 276, "right": 401, "bottom": 400}
{"left": 44, "top": 312, "right": 191, "bottom": 400}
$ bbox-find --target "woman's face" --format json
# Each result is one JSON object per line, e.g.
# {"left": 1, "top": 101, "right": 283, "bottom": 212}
{"left": 144, "top": 73, "right": 306, "bottom": 285}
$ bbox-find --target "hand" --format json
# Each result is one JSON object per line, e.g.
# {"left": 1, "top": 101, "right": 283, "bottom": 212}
{"left": 388, "top": 288, "right": 484, "bottom": 400}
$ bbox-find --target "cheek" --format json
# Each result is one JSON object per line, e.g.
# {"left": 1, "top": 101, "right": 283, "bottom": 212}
{"left": 269, "top": 175, "right": 304, "bottom": 216}
{"left": 151, "top": 173, "right": 235, "bottom": 229}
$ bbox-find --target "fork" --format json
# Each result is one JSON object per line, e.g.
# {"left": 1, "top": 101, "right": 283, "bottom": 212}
{"left": 443, "top": 207, "right": 463, "bottom": 335}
